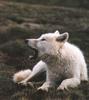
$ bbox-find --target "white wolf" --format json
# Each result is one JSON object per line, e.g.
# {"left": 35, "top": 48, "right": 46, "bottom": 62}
{"left": 13, "top": 30, "right": 88, "bottom": 91}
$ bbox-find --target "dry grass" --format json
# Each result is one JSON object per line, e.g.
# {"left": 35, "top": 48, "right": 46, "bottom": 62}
{"left": 0, "top": 1, "right": 89, "bottom": 100}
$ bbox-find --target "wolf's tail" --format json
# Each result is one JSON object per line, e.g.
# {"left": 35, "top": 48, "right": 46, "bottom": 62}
{"left": 13, "top": 69, "right": 31, "bottom": 83}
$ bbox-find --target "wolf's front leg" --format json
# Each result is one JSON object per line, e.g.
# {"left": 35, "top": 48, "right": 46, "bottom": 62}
{"left": 57, "top": 78, "right": 80, "bottom": 90}
{"left": 19, "top": 60, "right": 47, "bottom": 86}
{"left": 37, "top": 70, "right": 53, "bottom": 92}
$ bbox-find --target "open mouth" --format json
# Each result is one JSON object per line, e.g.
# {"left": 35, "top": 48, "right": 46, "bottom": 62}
{"left": 29, "top": 47, "right": 38, "bottom": 60}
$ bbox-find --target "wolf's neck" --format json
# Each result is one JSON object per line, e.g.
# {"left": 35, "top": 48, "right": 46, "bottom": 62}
{"left": 40, "top": 54, "right": 60, "bottom": 66}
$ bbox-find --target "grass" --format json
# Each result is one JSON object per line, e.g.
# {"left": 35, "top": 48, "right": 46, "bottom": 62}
{"left": 0, "top": 1, "right": 89, "bottom": 100}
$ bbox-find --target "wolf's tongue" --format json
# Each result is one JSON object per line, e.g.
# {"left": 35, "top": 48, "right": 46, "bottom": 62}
{"left": 29, "top": 47, "right": 38, "bottom": 60}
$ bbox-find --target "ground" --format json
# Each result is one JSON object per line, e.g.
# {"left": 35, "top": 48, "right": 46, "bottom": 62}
{"left": 0, "top": 1, "right": 89, "bottom": 100}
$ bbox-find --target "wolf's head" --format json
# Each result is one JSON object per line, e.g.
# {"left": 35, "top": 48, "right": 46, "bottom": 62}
{"left": 25, "top": 30, "right": 69, "bottom": 59}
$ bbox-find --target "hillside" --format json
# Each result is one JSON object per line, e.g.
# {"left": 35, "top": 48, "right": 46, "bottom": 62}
{"left": 7, "top": 0, "right": 89, "bottom": 9}
{"left": 0, "top": 1, "right": 89, "bottom": 100}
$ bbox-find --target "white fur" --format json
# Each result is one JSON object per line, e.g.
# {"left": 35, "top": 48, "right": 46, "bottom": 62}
{"left": 13, "top": 30, "right": 88, "bottom": 91}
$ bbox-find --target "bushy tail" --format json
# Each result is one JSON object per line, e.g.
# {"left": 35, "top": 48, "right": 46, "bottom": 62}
{"left": 13, "top": 69, "right": 31, "bottom": 83}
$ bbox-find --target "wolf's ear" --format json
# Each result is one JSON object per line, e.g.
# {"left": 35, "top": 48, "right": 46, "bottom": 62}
{"left": 54, "top": 30, "right": 60, "bottom": 35}
{"left": 56, "top": 32, "right": 69, "bottom": 42}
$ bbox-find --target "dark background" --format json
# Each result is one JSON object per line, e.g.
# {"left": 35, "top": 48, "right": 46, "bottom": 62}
{"left": 0, "top": 0, "right": 89, "bottom": 100}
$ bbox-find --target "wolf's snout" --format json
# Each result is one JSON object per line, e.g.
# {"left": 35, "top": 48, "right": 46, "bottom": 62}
{"left": 25, "top": 39, "right": 28, "bottom": 44}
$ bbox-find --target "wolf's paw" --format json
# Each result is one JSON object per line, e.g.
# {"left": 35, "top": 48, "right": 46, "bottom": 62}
{"left": 57, "top": 83, "right": 69, "bottom": 91}
{"left": 18, "top": 80, "right": 34, "bottom": 87}
{"left": 57, "top": 85, "right": 65, "bottom": 91}
{"left": 37, "top": 86, "right": 48, "bottom": 92}
{"left": 18, "top": 80, "right": 28, "bottom": 86}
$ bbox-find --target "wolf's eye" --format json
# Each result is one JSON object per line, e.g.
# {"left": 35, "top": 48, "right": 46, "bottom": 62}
{"left": 41, "top": 38, "right": 46, "bottom": 41}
